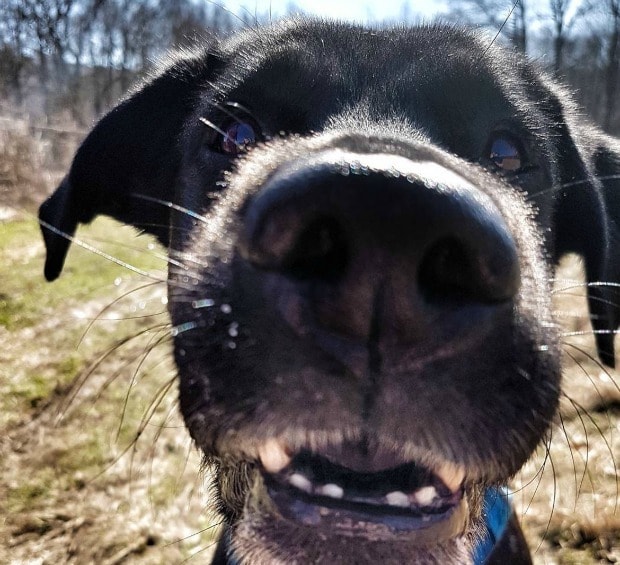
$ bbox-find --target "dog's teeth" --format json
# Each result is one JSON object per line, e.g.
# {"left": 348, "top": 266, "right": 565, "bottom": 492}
{"left": 434, "top": 461, "right": 465, "bottom": 493}
{"left": 317, "top": 483, "right": 344, "bottom": 499}
{"left": 385, "top": 491, "right": 410, "bottom": 508}
{"left": 258, "top": 439, "right": 291, "bottom": 473}
{"left": 288, "top": 473, "right": 313, "bottom": 493}
{"left": 412, "top": 486, "right": 438, "bottom": 506}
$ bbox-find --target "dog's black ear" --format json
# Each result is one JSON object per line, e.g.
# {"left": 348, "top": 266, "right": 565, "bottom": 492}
{"left": 39, "top": 49, "right": 221, "bottom": 281}
{"left": 588, "top": 138, "right": 620, "bottom": 367}
{"left": 548, "top": 93, "right": 620, "bottom": 367}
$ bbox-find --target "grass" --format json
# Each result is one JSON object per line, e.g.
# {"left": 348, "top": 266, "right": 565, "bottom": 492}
{"left": 0, "top": 213, "right": 216, "bottom": 563}
{"left": 0, "top": 215, "right": 168, "bottom": 426}
{"left": 7, "top": 478, "right": 53, "bottom": 515}
{"left": 0, "top": 216, "right": 165, "bottom": 330}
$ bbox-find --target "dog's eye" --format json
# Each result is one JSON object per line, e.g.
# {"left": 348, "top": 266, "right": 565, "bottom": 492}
{"left": 488, "top": 134, "right": 523, "bottom": 172}
{"left": 221, "top": 120, "right": 259, "bottom": 155}
{"left": 200, "top": 105, "right": 263, "bottom": 156}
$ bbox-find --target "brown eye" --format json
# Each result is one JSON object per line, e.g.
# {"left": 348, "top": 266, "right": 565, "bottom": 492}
{"left": 222, "top": 120, "right": 258, "bottom": 155}
{"left": 489, "top": 135, "right": 523, "bottom": 172}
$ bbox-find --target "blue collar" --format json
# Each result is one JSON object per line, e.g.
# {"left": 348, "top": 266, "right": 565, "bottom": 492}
{"left": 472, "top": 486, "right": 512, "bottom": 564}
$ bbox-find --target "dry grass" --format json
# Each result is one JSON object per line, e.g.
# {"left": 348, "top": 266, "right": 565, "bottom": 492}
{"left": 0, "top": 217, "right": 221, "bottom": 564}
{"left": 517, "top": 255, "right": 620, "bottom": 564}
{"left": 0, "top": 115, "right": 82, "bottom": 213}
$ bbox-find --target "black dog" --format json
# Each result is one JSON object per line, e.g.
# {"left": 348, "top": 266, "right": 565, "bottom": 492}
{"left": 39, "top": 20, "right": 620, "bottom": 564}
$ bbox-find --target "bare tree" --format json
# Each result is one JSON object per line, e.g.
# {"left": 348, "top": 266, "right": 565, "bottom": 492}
{"left": 511, "top": 0, "right": 527, "bottom": 53}
{"left": 604, "top": 0, "right": 620, "bottom": 129}
{"left": 17, "top": 0, "right": 76, "bottom": 92}
{"left": 445, "top": 0, "right": 529, "bottom": 53}
{"left": 0, "top": 1, "right": 30, "bottom": 99}
{"left": 548, "top": 0, "right": 594, "bottom": 73}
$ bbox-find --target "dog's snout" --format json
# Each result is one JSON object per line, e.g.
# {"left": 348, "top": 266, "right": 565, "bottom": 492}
{"left": 240, "top": 152, "right": 520, "bottom": 340}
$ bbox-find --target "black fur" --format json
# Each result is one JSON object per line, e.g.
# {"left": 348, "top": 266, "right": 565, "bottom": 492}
{"left": 40, "top": 20, "right": 620, "bottom": 564}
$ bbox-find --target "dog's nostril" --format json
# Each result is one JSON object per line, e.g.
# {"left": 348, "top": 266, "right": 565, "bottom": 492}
{"left": 282, "top": 217, "right": 349, "bottom": 281}
{"left": 419, "top": 236, "right": 520, "bottom": 304}
{"left": 419, "top": 238, "right": 473, "bottom": 302}
{"left": 242, "top": 207, "right": 350, "bottom": 281}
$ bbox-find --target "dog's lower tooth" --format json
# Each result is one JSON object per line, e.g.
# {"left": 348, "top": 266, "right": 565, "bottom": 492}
{"left": 318, "top": 483, "right": 344, "bottom": 499}
{"left": 258, "top": 439, "right": 291, "bottom": 473}
{"left": 289, "top": 473, "right": 313, "bottom": 493}
{"left": 412, "top": 486, "right": 437, "bottom": 506}
{"left": 385, "top": 491, "right": 410, "bottom": 507}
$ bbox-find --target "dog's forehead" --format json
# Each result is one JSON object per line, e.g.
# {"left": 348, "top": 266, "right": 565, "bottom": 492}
{"left": 220, "top": 22, "right": 508, "bottom": 96}
{"left": 224, "top": 21, "right": 485, "bottom": 67}
{"left": 210, "top": 21, "right": 537, "bottom": 142}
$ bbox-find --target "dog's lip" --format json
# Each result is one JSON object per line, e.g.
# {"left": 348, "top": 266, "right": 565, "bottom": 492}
{"left": 256, "top": 439, "right": 468, "bottom": 540}
{"left": 258, "top": 438, "right": 466, "bottom": 492}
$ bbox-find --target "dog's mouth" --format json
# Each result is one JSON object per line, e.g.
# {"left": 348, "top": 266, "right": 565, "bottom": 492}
{"left": 257, "top": 440, "right": 468, "bottom": 540}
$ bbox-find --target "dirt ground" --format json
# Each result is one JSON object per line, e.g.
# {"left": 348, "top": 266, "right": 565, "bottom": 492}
{"left": 0, "top": 211, "right": 618, "bottom": 564}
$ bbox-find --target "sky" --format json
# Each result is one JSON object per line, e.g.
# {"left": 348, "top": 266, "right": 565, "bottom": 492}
{"left": 216, "top": 1, "right": 591, "bottom": 37}
{"left": 219, "top": 0, "right": 449, "bottom": 23}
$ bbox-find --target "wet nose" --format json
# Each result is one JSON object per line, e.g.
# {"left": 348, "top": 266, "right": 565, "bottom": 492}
{"left": 239, "top": 152, "right": 520, "bottom": 341}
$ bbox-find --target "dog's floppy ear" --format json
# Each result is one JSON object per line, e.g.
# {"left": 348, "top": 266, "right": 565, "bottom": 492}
{"left": 588, "top": 137, "right": 620, "bottom": 367}
{"left": 542, "top": 79, "right": 620, "bottom": 367}
{"left": 39, "top": 48, "right": 221, "bottom": 281}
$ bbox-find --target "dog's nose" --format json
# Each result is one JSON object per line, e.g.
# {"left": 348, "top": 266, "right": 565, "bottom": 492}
{"left": 240, "top": 152, "right": 520, "bottom": 341}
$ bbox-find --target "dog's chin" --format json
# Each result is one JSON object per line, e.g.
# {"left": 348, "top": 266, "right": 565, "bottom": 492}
{"left": 221, "top": 441, "right": 482, "bottom": 564}
{"left": 231, "top": 497, "right": 473, "bottom": 565}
